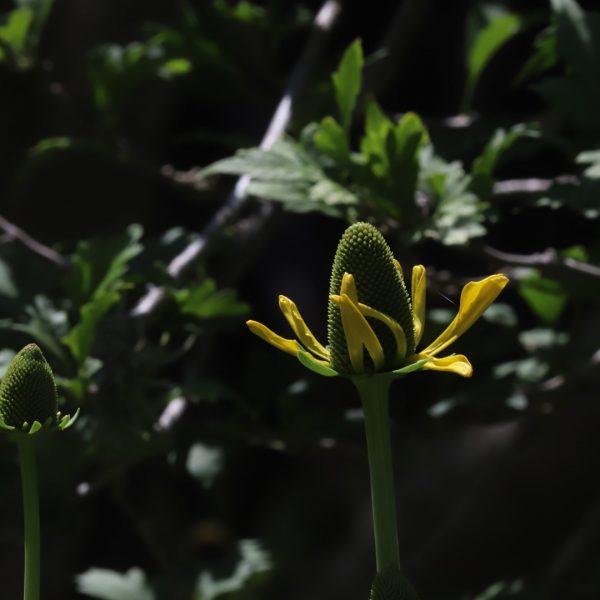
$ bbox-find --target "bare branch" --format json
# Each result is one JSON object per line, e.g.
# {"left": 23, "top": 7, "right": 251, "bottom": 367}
{"left": 493, "top": 175, "right": 579, "bottom": 196}
{"left": 0, "top": 214, "right": 69, "bottom": 268}
{"left": 132, "top": 0, "right": 344, "bottom": 317}
{"left": 483, "top": 245, "right": 600, "bottom": 281}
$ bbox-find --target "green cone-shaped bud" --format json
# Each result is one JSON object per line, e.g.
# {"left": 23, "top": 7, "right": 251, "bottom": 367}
{"left": 327, "top": 223, "right": 414, "bottom": 374}
{"left": 0, "top": 344, "right": 58, "bottom": 429}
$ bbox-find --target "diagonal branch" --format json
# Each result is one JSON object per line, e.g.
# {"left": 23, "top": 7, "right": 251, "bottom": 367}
{"left": 483, "top": 245, "right": 600, "bottom": 281}
{"left": 132, "top": 0, "right": 344, "bottom": 317}
{"left": 0, "top": 214, "right": 69, "bottom": 269}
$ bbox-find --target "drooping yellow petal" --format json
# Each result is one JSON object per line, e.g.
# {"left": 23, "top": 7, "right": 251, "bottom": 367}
{"left": 356, "top": 302, "right": 407, "bottom": 362}
{"left": 411, "top": 265, "right": 426, "bottom": 345}
{"left": 330, "top": 293, "right": 385, "bottom": 373}
{"left": 278, "top": 295, "right": 329, "bottom": 360}
{"left": 246, "top": 320, "right": 302, "bottom": 357}
{"left": 340, "top": 272, "right": 359, "bottom": 303}
{"left": 413, "top": 353, "right": 473, "bottom": 377}
{"left": 421, "top": 274, "right": 509, "bottom": 357}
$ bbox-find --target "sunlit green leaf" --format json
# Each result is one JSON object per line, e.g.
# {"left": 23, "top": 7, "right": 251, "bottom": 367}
{"left": 68, "top": 224, "right": 143, "bottom": 307}
{"left": 313, "top": 116, "right": 349, "bottom": 164}
{"left": 361, "top": 99, "right": 393, "bottom": 178}
{"left": 174, "top": 280, "right": 249, "bottom": 319}
{"left": 186, "top": 443, "right": 223, "bottom": 487}
{"left": 464, "top": 13, "right": 522, "bottom": 110}
{"left": 514, "top": 26, "right": 556, "bottom": 86}
{"left": 332, "top": 39, "right": 363, "bottom": 131}
{"left": 62, "top": 289, "right": 121, "bottom": 367}
{"left": 388, "top": 112, "right": 429, "bottom": 209}
{"left": 519, "top": 271, "right": 568, "bottom": 323}
{"left": 470, "top": 124, "right": 539, "bottom": 197}
{"left": 0, "top": 8, "right": 32, "bottom": 49}
{"left": 76, "top": 567, "right": 155, "bottom": 600}
{"left": 195, "top": 539, "right": 271, "bottom": 600}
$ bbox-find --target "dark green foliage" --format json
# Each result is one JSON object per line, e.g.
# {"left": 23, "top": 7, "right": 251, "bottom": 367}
{"left": 0, "top": 343, "right": 56, "bottom": 427}
{"left": 0, "top": 0, "right": 599, "bottom": 598}
{"left": 327, "top": 223, "right": 414, "bottom": 374}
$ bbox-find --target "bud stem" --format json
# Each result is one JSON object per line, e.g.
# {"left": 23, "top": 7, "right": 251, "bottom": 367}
{"left": 17, "top": 435, "right": 40, "bottom": 600}
{"left": 353, "top": 375, "right": 400, "bottom": 573}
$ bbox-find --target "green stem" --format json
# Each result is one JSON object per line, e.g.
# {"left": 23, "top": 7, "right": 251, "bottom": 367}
{"left": 353, "top": 375, "right": 400, "bottom": 573}
{"left": 17, "top": 435, "right": 40, "bottom": 600}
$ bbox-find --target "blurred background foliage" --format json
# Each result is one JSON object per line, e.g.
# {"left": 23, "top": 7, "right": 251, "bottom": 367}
{"left": 0, "top": 0, "right": 599, "bottom": 598}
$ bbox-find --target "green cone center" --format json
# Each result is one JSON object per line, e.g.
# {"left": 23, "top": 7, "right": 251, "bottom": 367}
{"left": 327, "top": 223, "right": 415, "bottom": 374}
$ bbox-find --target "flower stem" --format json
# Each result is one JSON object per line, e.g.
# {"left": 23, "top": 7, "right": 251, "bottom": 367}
{"left": 353, "top": 375, "right": 400, "bottom": 573}
{"left": 17, "top": 435, "right": 40, "bottom": 600}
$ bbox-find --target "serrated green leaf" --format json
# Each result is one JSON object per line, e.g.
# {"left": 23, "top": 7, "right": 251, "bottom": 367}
{"left": 576, "top": 150, "right": 600, "bottom": 178}
{"left": 0, "top": 8, "right": 33, "bottom": 59}
{"left": 332, "top": 39, "right": 363, "bottom": 131}
{"left": 313, "top": 116, "right": 349, "bottom": 164}
{"left": 62, "top": 288, "right": 121, "bottom": 367}
{"left": 186, "top": 442, "right": 223, "bottom": 487}
{"left": 551, "top": 0, "right": 597, "bottom": 82}
{"left": 76, "top": 567, "right": 155, "bottom": 600}
{"left": 470, "top": 124, "right": 538, "bottom": 197}
{"left": 68, "top": 224, "right": 143, "bottom": 308}
{"left": 514, "top": 26, "right": 557, "bottom": 86}
{"left": 0, "top": 295, "right": 70, "bottom": 364}
{"left": 308, "top": 178, "right": 359, "bottom": 207}
{"left": 418, "top": 149, "right": 486, "bottom": 245}
{"left": 246, "top": 179, "right": 311, "bottom": 204}
{"left": 464, "top": 13, "right": 522, "bottom": 110}
{"left": 174, "top": 279, "right": 249, "bottom": 319}
{"left": 361, "top": 99, "right": 393, "bottom": 178}
{"left": 202, "top": 139, "right": 322, "bottom": 182}
{"left": 538, "top": 0, "right": 600, "bottom": 128}
{"left": 388, "top": 112, "right": 429, "bottom": 209}
{"left": 195, "top": 539, "right": 271, "bottom": 600}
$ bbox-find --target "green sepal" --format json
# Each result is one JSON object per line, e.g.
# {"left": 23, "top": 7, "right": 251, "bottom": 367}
{"left": 296, "top": 350, "right": 339, "bottom": 377}
{"left": 391, "top": 359, "right": 428, "bottom": 377}
{"left": 58, "top": 408, "right": 80, "bottom": 431}
{"left": 370, "top": 565, "right": 420, "bottom": 600}
{"left": 0, "top": 409, "right": 79, "bottom": 435}
{"left": 28, "top": 421, "right": 43, "bottom": 435}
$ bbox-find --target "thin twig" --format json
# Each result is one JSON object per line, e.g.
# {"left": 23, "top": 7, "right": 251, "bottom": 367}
{"left": 483, "top": 245, "right": 600, "bottom": 281}
{"left": 132, "top": 0, "right": 344, "bottom": 317}
{"left": 0, "top": 214, "right": 69, "bottom": 269}
{"left": 492, "top": 176, "right": 579, "bottom": 196}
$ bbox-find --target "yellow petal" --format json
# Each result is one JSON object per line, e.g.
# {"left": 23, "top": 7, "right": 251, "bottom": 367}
{"left": 416, "top": 353, "right": 473, "bottom": 377}
{"left": 278, "top": 295, "right": 329, "bottom": 360}
{"left": 356, "top": 302, "right": 407, "bottom": 362}
{"left": 340, "top": 272, "right": 359, "bottom": 303}
{"left": 411, "top": 265, "right": 426, "bottom": 345}
{"left": 246, "top": 320, "right": 301, "bottom": 357}
{"left": 330, "top": 293, "right": 384, "bottom": 373}
{"left": 421, "top": 274, "right": 509, "bottom": 357}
